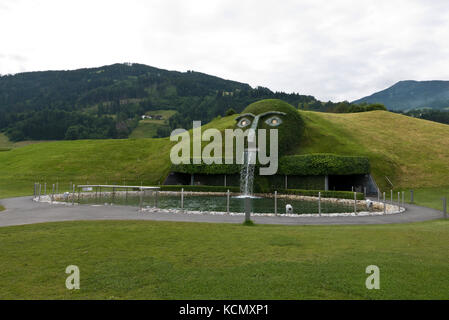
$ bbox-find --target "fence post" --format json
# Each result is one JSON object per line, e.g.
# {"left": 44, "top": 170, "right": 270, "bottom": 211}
{"left": 383, "top": 192, "right": 386, "bottom": 214}
{"left": 38, "top": 183, "right": 41, "bottom": 201}
{"left": 44, "top": 183, "right": 47, "bottom": 196}
{"left": 318, "top": 191, "right": 321, "bottom": 216}
{"left": 274, "top": 191, "right": 277, "bottom": 215}
{"left": 155, "top": 190, "right": 158, "bottom": 208}
{"left": 139, "top": 188, "right": 143, "bottom": 211}
{"left": 377, "top": 189, "right": 380, "bottom": 202}
{"left": 443, "top": 197, "right": 447, "bottom": 219}
{"left": 402, "top": 191, "right": 405, "bottom": 208}
{"left": 227, "top": 189, "right": 230, "bottom": 214}
{"left": 51, "top": 184, "right": 55, "bottom": 203}
{"left": 244, "top": 197, "right": 251, "bottom": 222}
{"left": 390, "top": 189, "right": 393, "bottom": 205}
{"left": 71, "top": 184, "right": 75, "bottom": 206}
{"left": 410, "top": 190, "right": 414, "bottom": 203}
{"left": 181, "top": 188, "right": 184, "bottom": 210}
{"left": 397, "top": 192, "right": 400, "bottom": 211}
{"left": 125, "top": 187, "right": 128, "bottom": 204}
{"left": 354, "top": 192, "right": 357, "bottom": 215}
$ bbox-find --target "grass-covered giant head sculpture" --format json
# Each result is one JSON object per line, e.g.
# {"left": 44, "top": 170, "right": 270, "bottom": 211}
{"left": 235, "top": 99, "right": 304, "bottom": 157}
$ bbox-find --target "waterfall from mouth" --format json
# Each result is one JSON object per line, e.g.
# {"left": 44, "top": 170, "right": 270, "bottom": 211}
{"left": 240, "top": 148, "right": 257, "bottom": 197}
{"left": 239, "top": 121, "right": 258, "bottom": 198}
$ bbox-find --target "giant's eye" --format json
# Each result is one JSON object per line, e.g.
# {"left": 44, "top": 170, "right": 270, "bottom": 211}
{"left": 237, "top": 117, "right": 251, "bottom": 128}
{"left": 265, "top": 116, "right": 282, "bottom": 127}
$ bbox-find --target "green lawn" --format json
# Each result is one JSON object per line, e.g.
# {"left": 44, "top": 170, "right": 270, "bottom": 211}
{"left": 401, "top": 186, "right": 449, "bottom": 211}
{"left": 0, "top": 205, "right": 4, "bottom": 212}
{"left": 0, "top": 219, "right": 447, "bottom": 299}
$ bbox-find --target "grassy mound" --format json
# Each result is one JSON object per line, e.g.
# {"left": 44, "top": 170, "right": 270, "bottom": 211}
{"left": 297, "top": 110, "right": 449, "bottom": 190}
{"left": 240, "top": 99, "right": 304, "bottom": 155}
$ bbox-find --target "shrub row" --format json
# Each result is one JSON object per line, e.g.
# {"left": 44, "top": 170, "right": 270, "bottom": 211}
{"left": 278, "top": 154, "right": 370, "bottom": 176}
{"left": 170, "top": 163, "right": 241, "bottom": 175}
{"left": 171, "top": 154, "right": 370, "bottom": 176}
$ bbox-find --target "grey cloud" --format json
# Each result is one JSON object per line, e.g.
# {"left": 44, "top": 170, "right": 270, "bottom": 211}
{"left": 2, "top": 0, "right": 449, "bottom": 101}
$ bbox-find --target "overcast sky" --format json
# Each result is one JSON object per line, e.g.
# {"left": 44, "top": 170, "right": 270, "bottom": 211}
{"left": 1, "top": 0, "right": 449, "bottom": 101}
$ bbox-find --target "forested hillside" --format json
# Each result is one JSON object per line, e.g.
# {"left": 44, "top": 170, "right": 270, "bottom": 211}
{"left": 0, "top": 63, "right": 318, "bottom": 141}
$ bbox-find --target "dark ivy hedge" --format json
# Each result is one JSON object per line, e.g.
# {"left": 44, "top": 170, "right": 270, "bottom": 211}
{"left": 278, "top": 154, "right": 370, "bottom": 176}
{"left": 171, "top": 154, "right": 370, "bottom": 176}
{"left": 170, "top": 162, "right": 241, "bottom": 175}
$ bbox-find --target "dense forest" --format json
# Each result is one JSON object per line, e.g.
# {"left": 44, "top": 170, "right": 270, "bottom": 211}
{"left": 0, "top": 63, "right": 384, "bottom": 141}
{"left": 399, "top": 109, "right": 449, "bottom": 125}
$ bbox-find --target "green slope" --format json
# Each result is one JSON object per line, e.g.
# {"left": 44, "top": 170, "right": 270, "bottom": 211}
{"left": 0, "top": 138, "right": 175, "bottom": 198}
{"left": 129, "top": 110, "right": 177, "bottom": 139}
{"left": 1, "top": 110, "right": 449, "bottom": 206}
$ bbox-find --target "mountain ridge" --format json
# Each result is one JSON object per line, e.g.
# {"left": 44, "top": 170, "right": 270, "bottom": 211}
{"left": 353, "top": 80, "right": 449, "bottom": 111}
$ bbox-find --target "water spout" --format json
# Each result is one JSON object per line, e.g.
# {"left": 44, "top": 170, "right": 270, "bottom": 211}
{"left": 240, "top": 148, "right": 257, "bottom": 197}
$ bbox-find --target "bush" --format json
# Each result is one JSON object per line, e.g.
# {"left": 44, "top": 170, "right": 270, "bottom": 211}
{"left": 170, "top": 163, "right": 241, "bottom": 175}
{"left": 279, "top": 154, "right": 370, "bottom": 176}
{"left": 171, "top": 154, "right": 370, "bottom": 176}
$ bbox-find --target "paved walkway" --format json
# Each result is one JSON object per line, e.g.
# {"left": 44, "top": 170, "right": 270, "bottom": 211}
{"left": 0, "top": 196, "right": 445, "bottom": 227}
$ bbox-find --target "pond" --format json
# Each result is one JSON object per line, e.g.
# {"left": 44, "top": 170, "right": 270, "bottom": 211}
{"left": 64, "top": 192, "right": 362, "bottom": 214}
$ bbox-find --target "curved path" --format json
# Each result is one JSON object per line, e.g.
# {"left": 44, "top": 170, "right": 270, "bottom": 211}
{"left": 0, "top": 196, "right": 445, "bottom": 227}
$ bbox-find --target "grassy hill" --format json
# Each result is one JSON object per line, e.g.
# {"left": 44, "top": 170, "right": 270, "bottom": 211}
{"left": 129, "top": 110, "right": 177, "bottom": 139}
{"left": 0, "top": 63, "right": 317, "bottom": 142}
{"left": 1, "top": 110, "right": 449, "bottom": 208}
